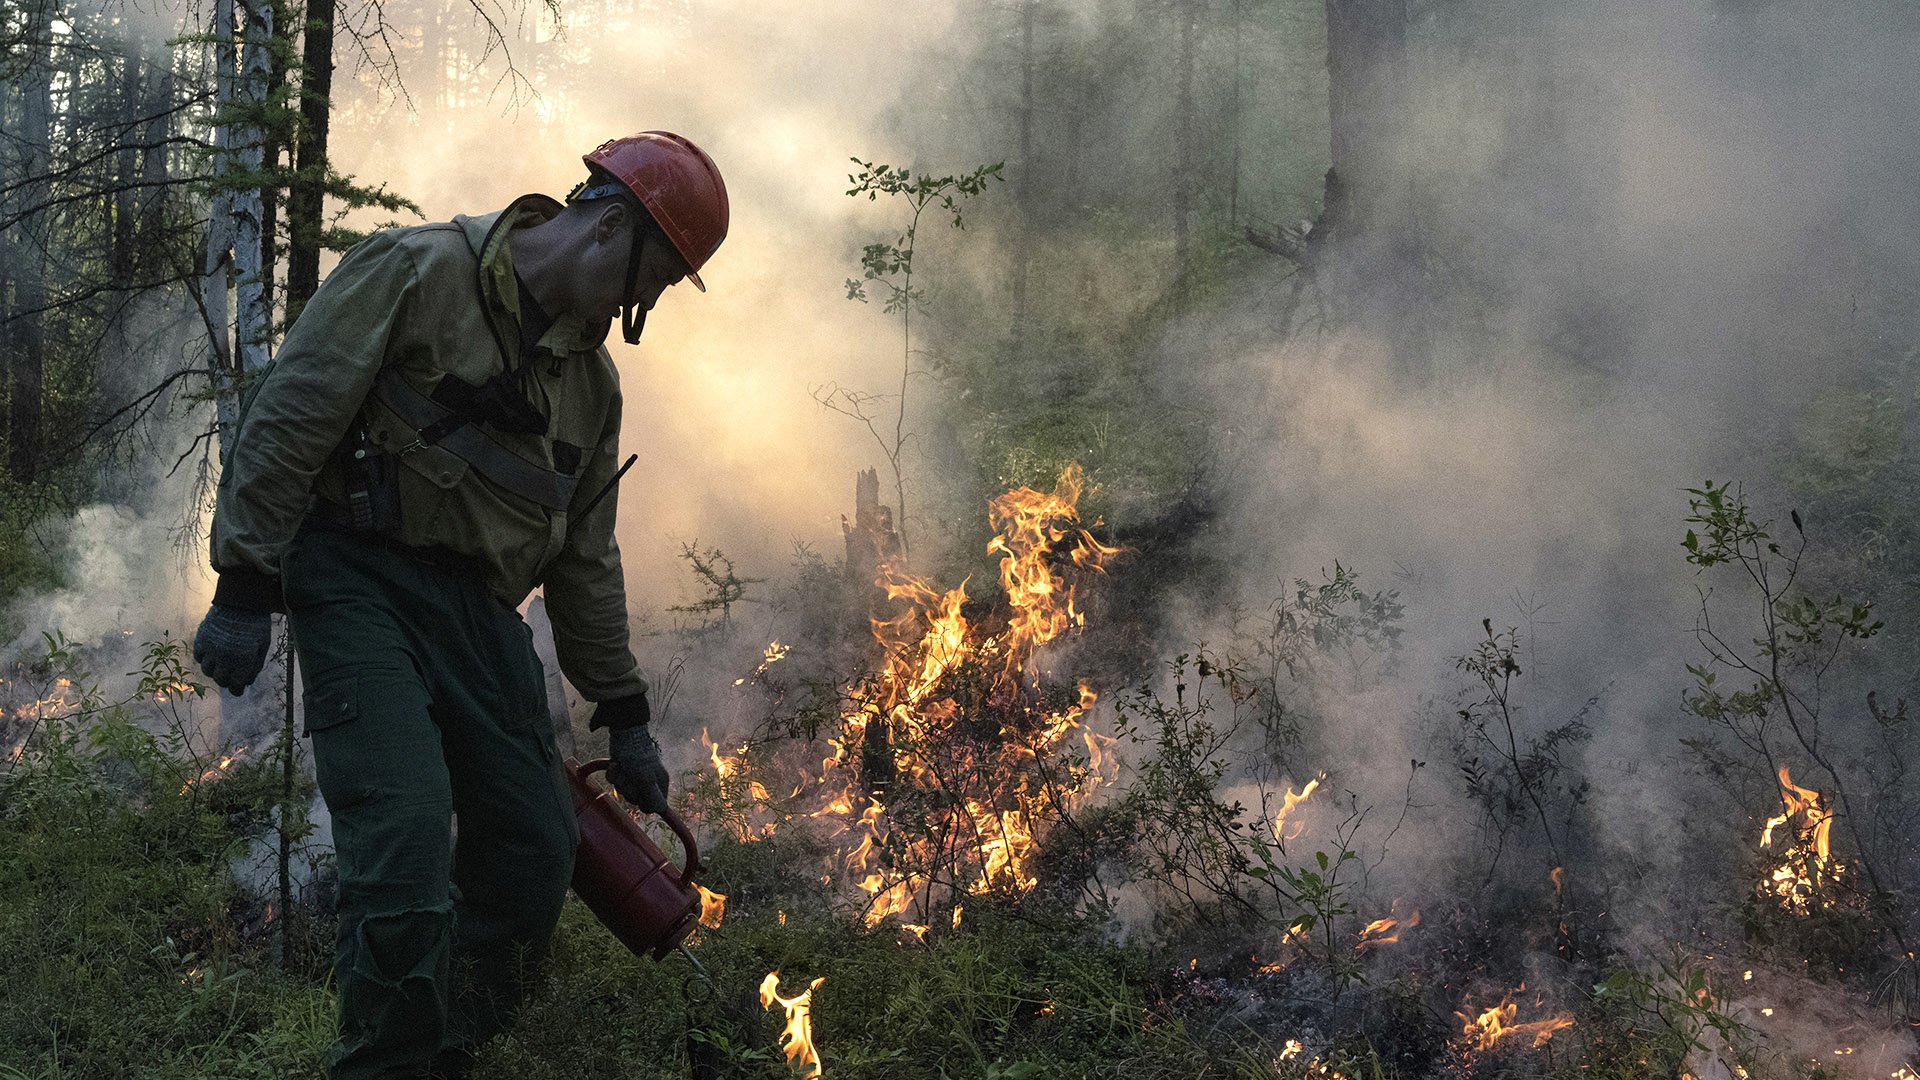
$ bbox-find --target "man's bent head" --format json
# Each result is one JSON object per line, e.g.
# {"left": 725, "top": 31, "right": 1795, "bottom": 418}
{"left": 578, "top": 131, "right": 729, "bottom": 344}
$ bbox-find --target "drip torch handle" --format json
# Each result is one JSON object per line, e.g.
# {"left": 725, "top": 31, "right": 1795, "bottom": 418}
{"left": 574, "top": 757, "right": 703, "bottom": 888}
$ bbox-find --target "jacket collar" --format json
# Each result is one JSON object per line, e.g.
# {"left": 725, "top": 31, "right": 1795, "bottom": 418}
{"left": 456, "top": 194, "right": 612, "bottom": 358}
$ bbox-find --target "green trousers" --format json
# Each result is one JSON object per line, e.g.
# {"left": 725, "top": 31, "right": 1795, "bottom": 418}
{"left": 285, "top": 524, "right": 578, "bottom": 1080}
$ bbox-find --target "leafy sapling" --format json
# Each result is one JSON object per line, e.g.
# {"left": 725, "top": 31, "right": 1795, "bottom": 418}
{"left": 817, "top": 158, "right": 1003, "bottom": 554}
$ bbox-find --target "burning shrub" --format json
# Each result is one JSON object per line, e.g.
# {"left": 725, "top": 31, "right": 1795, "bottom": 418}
{"left": 691, "top": 464, "right": 1122, "bottom": 931}
{"left": 1679, "top": 482, "right": 1914, "bottom": 985}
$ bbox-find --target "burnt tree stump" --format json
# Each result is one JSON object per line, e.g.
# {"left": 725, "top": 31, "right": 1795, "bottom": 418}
{"left": 841, "top": 468, "right": 902, "bottom": 591}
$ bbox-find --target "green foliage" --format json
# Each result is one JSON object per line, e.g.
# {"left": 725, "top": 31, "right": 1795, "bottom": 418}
{"left": 1678, "top": 482, "right": 1913, "bottom": 984}
{"left": 668, "top": 541, "right": 764, "bottom": 633}
{"left": 1681, "top": 480, "right": 1778, "bottom": 568}
{"left": 487, "top": 838, "right": 1217, "bottom": 1080}
{"left": 1450, "top": 619, "right": 1592, "bottom": 881}
{"left": 0, "top": 639, "right": 330, "bottom": 1078}
{"left": 1262, "top": 847, "right": 1362, "bottom": 990}
{"left": 1109, "top": 653, "right": 1259, "bottom": 921}
{"left": 1586, "top": 955, "right": 1759, "bottom": 1080}
{"left": 1236, "top": 563, "right": 1405, "bottom": 763}
{"left": 843, "top": 160, "right": 1005, "bottom": 314}
{"left": 823, "top": 157, "right": 1004, "bottom": 554}
{"left": 1273, "top": 563, "right": 1406, "bottom": 673}
{"left": 1107, "top": 650, "right": 1382, "bottom": 993}
{"left": 1678, "top": 481, "right": 1881, "bottom": 797}
{"left": 2, "top": 608, "right": 1886, "bottom": 1080}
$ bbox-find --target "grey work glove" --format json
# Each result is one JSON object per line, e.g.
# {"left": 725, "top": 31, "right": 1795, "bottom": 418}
{"left": 605, "top": 718, "right": 670, "bottom": 817}
{"left": 192, "top": 604, "right": 273, "bottom": 695}
{"left": 593, "top": 694, "right": 668, "bottom": 813}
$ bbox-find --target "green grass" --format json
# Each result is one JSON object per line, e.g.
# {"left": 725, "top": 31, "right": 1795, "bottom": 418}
{"left": 484, "top": 834, "right": 1220, "bottom": 1080}
{"left": 0, "top": 756, "right": 333, "bottom": 1079}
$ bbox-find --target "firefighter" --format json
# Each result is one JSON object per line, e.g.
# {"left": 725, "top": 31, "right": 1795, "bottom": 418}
{"left": 190, "top": 131, "right": 728, "bottom": 1078}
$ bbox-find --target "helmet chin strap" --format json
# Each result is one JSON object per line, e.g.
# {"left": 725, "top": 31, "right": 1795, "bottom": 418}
{"left": 619, "top": 225, "right": 649, "bottom": 345}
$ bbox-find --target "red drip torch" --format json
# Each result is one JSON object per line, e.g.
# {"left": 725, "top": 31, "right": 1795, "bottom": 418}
{"left": 565, "top": 757, "right": 704, "bottom": 960}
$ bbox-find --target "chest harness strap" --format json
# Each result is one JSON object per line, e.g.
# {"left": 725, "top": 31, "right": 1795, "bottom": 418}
{"left": 372, "top": 369, "right": 581, "bottom": 512}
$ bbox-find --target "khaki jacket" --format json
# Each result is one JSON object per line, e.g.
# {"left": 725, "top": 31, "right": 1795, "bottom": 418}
{"left": 209, "top": 195, "right": 646, "bottom": 703}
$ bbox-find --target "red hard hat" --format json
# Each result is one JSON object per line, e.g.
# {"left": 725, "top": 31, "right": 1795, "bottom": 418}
{"left": 584, "top": 131, "right": 728, "bottom": 291}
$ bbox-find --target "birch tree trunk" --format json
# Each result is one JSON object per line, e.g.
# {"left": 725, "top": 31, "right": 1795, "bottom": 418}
{"left": 231, "top": 0, "right": 275, "bottom": 378}
{"left": 210, "top": 0, "right": 280, "bottom": 742}
{"left": 203, "top": 0, "right": 238, "bottom": 443}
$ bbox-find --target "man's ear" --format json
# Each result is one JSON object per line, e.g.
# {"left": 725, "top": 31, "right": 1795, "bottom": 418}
{"left": 592, "top": 200, "right": 630, "bottom": 245}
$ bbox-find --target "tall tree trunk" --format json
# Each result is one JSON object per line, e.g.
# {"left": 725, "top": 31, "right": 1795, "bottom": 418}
{"left": 1, "top": 60, "right": 13, "bottom": 435}
{"left": 1323, "top": 0, "right": 1428, "bottom": 371}
{"left": 286, "top": 0, "right": 335, "bottom": 318}
{"left": 257, "top": 0, "right": 291, "bottom": 325}
{"left": 1010, "top": 0, "right": 1034, "bottom": 350}
{"left": 8, "top": 0, "right": 57, "bottom": 483}
{"left": 1171, "top": 0, "right": 1197, "bottom": 297}
{"left": 136, "top": 63, "right": 174, "bottom": 275}
{"left": 204, "top": 0, "right": 238, "bottom": 443}
{"left": 216, "top": 0, "right": 280, "bottom": 740}
{"left": 112, "top": 52, "right": 141, "bottom": 289}
{"left": 1324, "top": 0, "right": 1409, "bottom": 236}
{"left": 1228, "top": 0, "right": 1243, "bottom": 228}
{"left": 232, "top": 0, "right": 274, "bottom": 376}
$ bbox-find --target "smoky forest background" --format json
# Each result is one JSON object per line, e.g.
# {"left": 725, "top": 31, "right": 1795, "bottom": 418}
{"left": 2, "top": 0, "right": 1919, "bottom": 1077}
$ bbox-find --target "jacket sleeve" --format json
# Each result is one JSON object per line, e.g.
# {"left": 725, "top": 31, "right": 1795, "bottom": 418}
{"left": 542, "top": 364, "right": 649, "bottom": 704}
{"left": 207, "top": 232, "right": 420, "bottom": 610}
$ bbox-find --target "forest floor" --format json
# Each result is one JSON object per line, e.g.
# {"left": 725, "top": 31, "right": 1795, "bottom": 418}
{"left": 0, "top": 680, "right": 1893, "bottom": 1080}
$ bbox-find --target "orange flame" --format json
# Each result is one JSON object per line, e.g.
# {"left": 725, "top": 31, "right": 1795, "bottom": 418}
{"left": 1455, "top": 988, "right": 1574, "bottom": 1052}
{"left": 701, "top": 729, "right": 779, "bottom": 840}
{"left": 181, "top": 747, "right": 247, "bottom": 793}
{"left": 1272, "top": 776, "right": 1323, "bottom": 844}
{"left": 689, "top": 467, "right": 1119, "bottom": 926}
{"left": 1275, "top": 1038, "right": 1358, "bottom": 1078}
{"left": 1758, "top": 765, "right": 1841, "bottom": 913}
{"left": 152, "top": 679, "right": 196, "bottom": 704}
{"left": 986, "top": 463, "right": 1119, "bottom": 684}
{"left": 1356, "top": 909, "right": 1419, "bottom": 951}
{"left": 6, "top": 691, "right": 74, "bottom": 724}
{"left": 790, "top": 465, "right": 1119, "bottom": 925}
{"left": 695, "top": 885, "right": 726, "bottom": 930}
{"left": 759, "top": 971, "right": 825, "bottom": 1077}
{"left": 734, "top": 640, "right": 791, "bottom": 686}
